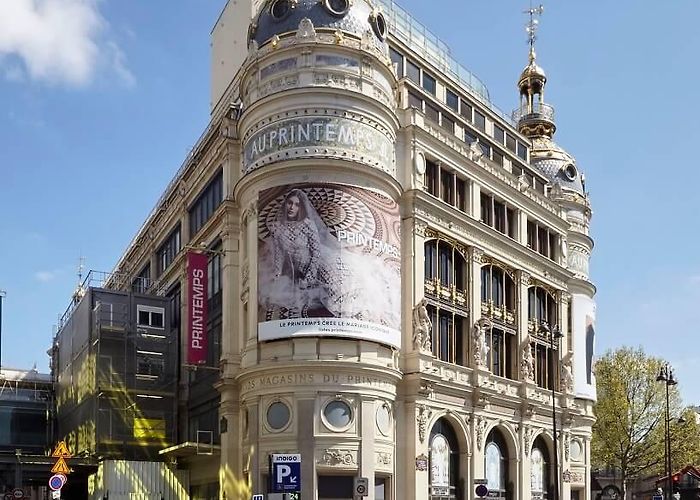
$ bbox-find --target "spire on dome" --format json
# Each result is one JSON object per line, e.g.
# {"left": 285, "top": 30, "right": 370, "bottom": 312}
{"left": 513, "top": 3, "right": 556, "bottom": 139}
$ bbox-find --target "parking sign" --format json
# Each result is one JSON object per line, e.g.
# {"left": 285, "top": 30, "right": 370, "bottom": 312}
{"left": 270, "top": 454, "right": 301, "bottom": 493}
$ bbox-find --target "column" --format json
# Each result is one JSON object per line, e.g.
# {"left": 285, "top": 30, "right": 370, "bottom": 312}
{"left": 360, "top": 398, "right": 376, "bottom": 500}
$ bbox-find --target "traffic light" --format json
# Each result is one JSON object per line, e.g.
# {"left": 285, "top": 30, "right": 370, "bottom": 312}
{"left": 672, "top": 474, "right": 681, "bottom": 494}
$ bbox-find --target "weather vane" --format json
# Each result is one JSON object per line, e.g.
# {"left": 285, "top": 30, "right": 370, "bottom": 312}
{"left": 524, "top": 2, "right": 545, "bottom": 52}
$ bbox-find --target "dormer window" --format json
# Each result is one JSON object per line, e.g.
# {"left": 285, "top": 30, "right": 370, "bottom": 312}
{"left": 562, "top": 163, "right": 578, "bottom": 181}
{"left": 270, "top": 0, "right": 294, "bottom": 21}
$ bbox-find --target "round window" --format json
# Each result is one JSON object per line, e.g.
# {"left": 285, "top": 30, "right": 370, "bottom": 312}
{"left": 376, "top": 403, "right": 391, "bottom": 436}
{"left": 570, "top": 439, "right": 583, "bottom": 461}
{"left": 324, "top": 0, "right": 350, "bottom": 17}
{"left": 323, "top": 400, "right": 353, "bottom": 429}
{"left": 370, "top": 11, "right": 387, "bottom": 40}
{"left": 266, "top": 401, "right": 291, "bottom": 430}
{"left": 270, "top": 0, "right": 291, "bottom": 20}
{"left": 562, "top": 163, "right": 578, "bottom": 181}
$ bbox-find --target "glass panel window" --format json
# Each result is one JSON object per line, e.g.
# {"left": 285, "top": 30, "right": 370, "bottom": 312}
{"left": 479, "top": 141, "right": 491, "bottom": 159}
{"left": 156, "top": 225, "right": 181, "bottom": 276}
{"left": 406, "top": 59, "right": 420, "bottom": 84}
{"left": 474, "top": 110, "right": 486, "bottom": 131}
{"left": 389, "top": 47, "right": 403, "bottom": 77}
{"left": 446, "top": 89, "right": 459, "bottom": 111}
{"left": 464, "top": 129, "right": 477, "bottom": 146}
{"left": 493, "top": 125, "right": 505, "bottom": 144}
{"left": 425, "top": 160, "right": 439, "bottom": 196}
{"left": 506, "top": 134, "right": 517, "bottom": 152}
{"left": 492, "top": 149, "right": 504, "bottom": 167}
{"left": 408, "top": 91, "right": 423, "bottom": 110}
{"left": 425, "top": 102, "right": 440, "bottom": 123}
{"left": 440, "top": 170, "right": 453, "bottom": 205}
{"left": 460, "top": 99, "right": 472, "bottom": 121}
{"left": 189, "top": 170, "right": 223, "bottom": 237}
{"left": 517, "top": 141, "right": 528, "bottom": 160}
{"left": 422, "top": 72, "right": 436, "bottom": 95}
{"left": 441, "top": 113, "right": 455, "bottom": 133}
{"left": 456, "top": 178, "right": 467, "bottom": 212}
{"left": 136, "top": 305, "right": 165, "bottom": 329}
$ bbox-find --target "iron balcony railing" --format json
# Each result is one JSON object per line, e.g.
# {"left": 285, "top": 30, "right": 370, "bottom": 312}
{"left": 511, "top": 102, "right": 555, "bottom": 124}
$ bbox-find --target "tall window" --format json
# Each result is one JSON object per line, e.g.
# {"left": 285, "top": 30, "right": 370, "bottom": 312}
{"left": 427, "top": 305, "right": 468, "bottom": 366}
{"left": 189, "top": 170, "right": 223, "bottom": 238}
{"left": 429, "top": 419, "right": 461, "bottom": 500}
{"left": 424, "top": 161, "right": 470, "bottom": 213}
{"left": 156, "top": 225, "right": 181, "bottom": 276}
{"left": 528, "top": 286, "right": 557, "bottom": 328}
{"left": 529, "top": 286, "right": 559, "bottom": 389}
{"left": 480, "top": 265, "right": 516, "bottom": 314}
{"left": 485, "top": 429, "right": 509, "bottom": 500}
{"left": 527, "top": 220, "right": 558, "bottom": 260}
{"left": 481, "top": 194, "right": 517, "bottom": 238}
{"left": 424, "top": 240, "right": 467, "bottom": 292}
{"left": 390, "top": 47, "right": 404, "bottom": 77}
{"left": 487, "top": 327, "right": 514, "bottom": 379}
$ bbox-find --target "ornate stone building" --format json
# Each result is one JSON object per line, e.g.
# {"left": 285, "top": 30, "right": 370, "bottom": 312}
{"left": 104, "top": 1, "right": 597, "bottom": 499}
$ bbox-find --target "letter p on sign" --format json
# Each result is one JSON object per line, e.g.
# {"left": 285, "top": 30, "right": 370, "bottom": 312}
{"left": 277, "top": 465, "right": 292, "bottom": 483}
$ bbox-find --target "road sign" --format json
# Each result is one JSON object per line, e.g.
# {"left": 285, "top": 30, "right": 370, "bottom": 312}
{"left": 652, "top": 496, "right": 663, "bottom": 500}
{"left": 52, "top": 441, "right": 71, "bottom": 458}
{"left": 474, "top": 479, "right": 488, "bottom": 485}
{"left": 252, "top": 496, "right": 264, "bottom": 500}
{"left": 12, "top": 489, "right": 23, "bottom": 500}
{"left": 51, "top": 457, "right": 70, "bottom": 474}
{"left": 270, "top": 454, "right": 301, "bottom": 493}
{"left": 51, "top": 491, "right": 61, "bottom": 500}
{"left": 49, "top": 474, "right": 67, "bottom": 491}
{"left": 475, "top": 484, "right": 489, "bottom": 498}
{"left": 354, "top": 477, "right": 369, "bottom": 497}
{"left": 4, "top": 493, "right": 12, "bottom": 500}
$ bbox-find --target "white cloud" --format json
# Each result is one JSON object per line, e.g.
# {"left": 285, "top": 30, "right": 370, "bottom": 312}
{"left": 34, "top": 270, "right": 60, "bottom": 282}
{"left": 0, "top": 0, "right": 133, "bottom": 87}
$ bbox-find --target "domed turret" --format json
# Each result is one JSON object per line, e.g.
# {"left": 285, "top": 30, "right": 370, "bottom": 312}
{"left": 249, "top": 0, "right": 388, "bottom": 50}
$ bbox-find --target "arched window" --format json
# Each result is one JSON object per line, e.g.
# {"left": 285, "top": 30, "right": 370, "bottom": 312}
{"left": 424, "top": 240, "right": 468, "bottom": 293}
{"left": 481, "top": 265, "right": 516, "bottom": 314}
{"left": 485, "top": 429, "right": 510, "bottom": 500}
{"left": 531, "top": 436, "right": 550, "bottom": 499}
{"left": 528, "top": 286, "right": 557, "bottom": 328}
{"left": 429, "top": 419, "right": 461, "bottom": 500}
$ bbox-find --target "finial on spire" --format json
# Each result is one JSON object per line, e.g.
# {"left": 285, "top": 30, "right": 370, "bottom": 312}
{"left": 72, "top": 256, "right": 86, "bottom": 305}
{"left": 524, "top": 3, "right": 544, "bottom": 60}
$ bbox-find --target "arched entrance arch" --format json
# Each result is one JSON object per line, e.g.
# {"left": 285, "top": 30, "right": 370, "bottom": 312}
{"left": 531, "top": 435, "right": 552, "bottom": 499}
{"left": 429, "top": 418, "right": 464, "bottom": 500}
{"left": 485, "top": 427, "right": 513, "bottom": 500}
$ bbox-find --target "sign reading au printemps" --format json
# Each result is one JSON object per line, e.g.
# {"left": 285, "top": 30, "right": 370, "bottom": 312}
{"left": 243, "top": 117, "right": 394, "bottom": 171}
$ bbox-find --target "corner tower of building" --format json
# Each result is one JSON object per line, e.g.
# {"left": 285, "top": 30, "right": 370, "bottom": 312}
{"left": 231, "top": 0, "right": 401, "bottom": 498}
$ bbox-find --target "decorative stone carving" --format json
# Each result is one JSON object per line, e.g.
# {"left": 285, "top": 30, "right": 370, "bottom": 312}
{"left": 469, "top": 140, "right": 484, "bottom": 163}
{"left": 296, "top": 18, "right": 316, "bottom": 40}
{"left": 520, "top": 271, "right": 531, "bottom": 287}
{"left": 521, "top": 341, "right": 535, "bottom": 382}
{"left": 471, "top": 247, "right": 484, "bottom": 264}
{"left": 472, "top": 318, "right": 492, "bottom": 368}
{"left": 376, "top": 452, "right": 392, "bottom": 467}
{"left": 564, "top": 432, "right": 571, "bottom": 461}
{"left": 319, "top": 449, "right": 356, "bottom": 466}
{"left": 476, "top": 417, "right": 488, "bottom": 451}
{"left": 413, "top": 298, "right": 433, "bottom": 353}
{"left": 414, "top": 221, "right": 427, "bottom": 237}
{"left": 523, "top": 426, "right": 534, "bottom": 456}
{"left": 561, "top": 357, "right": 574, "bottom": 393}
{"left": 417, "top": 405, "right": 432, "bottom": 443}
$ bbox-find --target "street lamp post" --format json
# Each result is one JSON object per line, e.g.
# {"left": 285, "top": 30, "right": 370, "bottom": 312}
{"left": 656, "top": 364, "right": 677, "bottom": 500}
{"left": 541, "top": 322, "right": 563, "bottom": 500}
{"left": 0, "top": 290, "right": 5, "bottom": 369}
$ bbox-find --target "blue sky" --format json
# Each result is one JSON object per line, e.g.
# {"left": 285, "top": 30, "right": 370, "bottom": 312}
{"left": 1, "top": 1, "right": 698, "bottom": 402}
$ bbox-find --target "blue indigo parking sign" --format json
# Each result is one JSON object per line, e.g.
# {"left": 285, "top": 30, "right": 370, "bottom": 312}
{"left": 270, "top": 453, "right": 301, "bottom": 493}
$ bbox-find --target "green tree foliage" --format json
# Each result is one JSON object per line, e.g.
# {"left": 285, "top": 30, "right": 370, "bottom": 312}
{"left": 592, "top": 347, "right": 700, "bottom": 499}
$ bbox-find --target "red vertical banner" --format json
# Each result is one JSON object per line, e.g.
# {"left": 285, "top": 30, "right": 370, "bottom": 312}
{"left": 187, "top": 252, "right": 208, "bottom": 365}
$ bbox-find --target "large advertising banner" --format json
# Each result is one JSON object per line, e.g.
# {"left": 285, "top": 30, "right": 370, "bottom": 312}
{"left": 187, "top": 252, "right": 209, "bottom": 365}
{"left": 257, "top": 183, "right": 401, "bottom": 347}
{"left": 572, "top": 294, "right": 596, "bottom": 400}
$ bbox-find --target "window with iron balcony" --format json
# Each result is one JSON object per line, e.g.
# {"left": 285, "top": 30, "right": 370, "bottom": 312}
{"left": 528, "top": 285, "right": 560, "bottom": 390}
{"left": 480, "top": 263, "right": 517, "bottom": 379}
{"left": 424, "top": 238, "right": 470, "bottom": 366}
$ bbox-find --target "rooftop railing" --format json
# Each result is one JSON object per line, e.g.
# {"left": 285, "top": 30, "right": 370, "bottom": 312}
{"left": 377, "top": 0, "right": 515, "bottom": 125}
